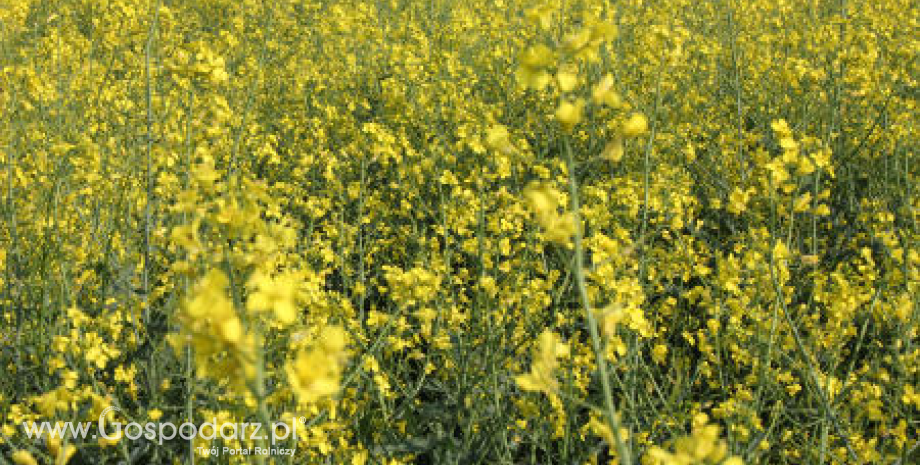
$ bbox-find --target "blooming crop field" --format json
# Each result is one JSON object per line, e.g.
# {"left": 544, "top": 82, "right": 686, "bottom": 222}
{"left": 0, "top": 0, "right": 917, "bottom": 464}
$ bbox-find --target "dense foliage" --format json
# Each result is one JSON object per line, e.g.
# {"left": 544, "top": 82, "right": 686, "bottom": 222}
{"left": 0, "top": 0, "right": 917, "bottom": 464}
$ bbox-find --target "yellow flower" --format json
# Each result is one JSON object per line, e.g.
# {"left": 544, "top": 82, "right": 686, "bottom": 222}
{"left": 593, "top": 74, "right": 622, "bottom": 107}
{"left": 287, "top": 326, "right": 349, "bottom": 405}
{"left": 602, "top": 137, "right": 625, "bottom": 162}
{"left": 621, "top": 113, "right": 649, "bottom": 137}
{"left": 47, "top": 438, "right": 76, "bottom": 465}
{"left": 588, "top": 20, "right": 618, "bottom": 42}
{"left": 686, "top": 142, "right": 697, "bottom": 161}
{"left": 217, "top": 317, "right": 242, "bottom": 344}
{"left": 525, "top": 4, "right": 556, "bottom": 30}
{"left": 793, "top": 192, "right": 812, "bottom": 212}
{"left": 765, "top": 158, "right": 790, "bottom": 185}
{"left": 598, "top": 303, "right": 626, "bottom": 337}
{"left": 516, "top": 331, "right": 568, "bottom": 395}
{"left": 516, "top": 44, "right": 555, "bottom": 90}
{"left": 588, "top": 416, "right": 629, "bottom": 453}
{"left": 170, "top": 221, "right": 202, "bottom": 256}
{"left": 12, "top": 451, "right": 38, "bottom": 465}
{"left": 171, "top": 268, "right": 255, "bottom": 383}
{"left": 516, "top": 66, "right": 551, "bottom": 91}
{"left": 770, "top": 119, "right": 791, "bottom": 136}
{"left": 645, "top": 415, "right": 742, "bottom": 465}
{"left": 247, "top": 271, "right": 301, "bottom": 325}
{"left": 556, "top": 70, "right": 579, "bottom": 92}
{"left": 562, "top": 29, "right": 595, "bottom": 60}
{"left": 903, "top": 385, "right": 920, "bottom": 408}
{"left": 542, "top": 213, "right": 577, "bottom": 245}
{"left": 779, "top": 136, "right": 798, "bottom": 152}
{"left": 523, "top": 182, "right": 561, "bottom": 218}
{"left": 524, "top": 182, "right": 576, "bottom": 245}
{"left": 728, "top": 187, "right": 753, "bottom": 215}
{"left": 521, "top": 44, "right": 554, "bottom": 69}
{"left": 773, "top": 240, "right": 791, "bottom": 261}
{"left": 485, "top": 125, "right": 515, "bottom": 155}
{"left": 796, "top": 155, "right": 815, "bottom": 175}
{"left": 652, "top": 344, "right": 668, "bottom": 364}
{"left": 555, "top": 99, "right": 584, "bottom": 132}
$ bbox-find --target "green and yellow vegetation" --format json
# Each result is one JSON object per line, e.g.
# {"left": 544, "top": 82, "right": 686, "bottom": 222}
{"left": 0, "top": 0, "right": 917, "bottom": 463}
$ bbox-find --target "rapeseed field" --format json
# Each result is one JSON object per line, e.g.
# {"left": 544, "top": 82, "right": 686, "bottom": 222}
{"left": 0, "top": 0, "right": 917, "bottom": 463}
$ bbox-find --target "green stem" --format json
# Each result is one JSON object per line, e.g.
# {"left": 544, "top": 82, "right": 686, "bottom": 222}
{"left": 563, "top": 137, "right": 631, "bottom": 465}
{"left": 251, "top": 334, "right": 274, "bottom": 465}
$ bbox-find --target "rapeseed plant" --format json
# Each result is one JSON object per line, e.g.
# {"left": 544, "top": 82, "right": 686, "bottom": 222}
{"left": 0, "top": 0, "right": 916, "bottom": 463}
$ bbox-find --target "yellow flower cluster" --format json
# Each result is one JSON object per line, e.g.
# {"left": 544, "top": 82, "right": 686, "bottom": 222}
{"left": 287, "top": 326, "right": 349, "bottom": 406}
{"left": 524, "top": 182, "right": 577, "bottom": 245}
{"left": 1, "top": 0, "right": 916, "bottom": 463}
{"left": 645, "top": 415, "right": 742, "bottom": 465}
{"left": 170, "top": 269, "right": 254, "bottom": 382}
{"left": 515, "top": 331, "right": 569, "bottom": 396}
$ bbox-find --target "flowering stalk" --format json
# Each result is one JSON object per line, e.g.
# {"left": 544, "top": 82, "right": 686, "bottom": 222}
{"left": 563, "top": 137, "right": 632, "bottom": 465}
